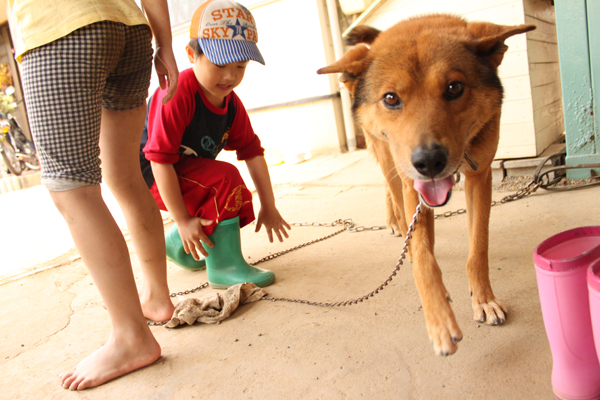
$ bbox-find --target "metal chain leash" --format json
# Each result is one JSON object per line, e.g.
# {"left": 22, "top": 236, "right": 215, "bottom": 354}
{"left": 434, "top": 151, "right": 600, "bottom": 220}
{"left": 433, "top": 180, "right": 543, "bottom": 219}
{"left": 168, "top": 282, "right": 210, "bottom": 298}
{"left": 152, "top": 155, "right": 600, "bottom": 324}
{"left": 258, "top": 158, "right": 596, "bottom": 304}
{"left": 159, "top": 172, "right": 545, "bottom": 307}
{"left": 260, "top": 203, "right": 422, "bottom": 306}
{"left": 147, "top": 207, "right": 419, "bottom": 325}
{"left": 247, "top": 219, "right": 354, "bottom": 266}
{"left": 164, "top": 219, "right": 390, "bottom": 299}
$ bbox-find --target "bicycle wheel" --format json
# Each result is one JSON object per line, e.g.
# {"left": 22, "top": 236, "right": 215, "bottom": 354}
{"left": 0, "top": 139, "right": 23, "bottom": 175}
{"left": 24, "top": 157, "right": 40, "bottom": 171}
{"left": 22, "top": 142, "right": 40, "bottom": 171}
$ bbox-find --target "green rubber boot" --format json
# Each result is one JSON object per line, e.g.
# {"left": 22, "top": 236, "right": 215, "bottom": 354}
{"left": 165, "top": 225, "right": 206, "bottom": 270}
{"left": 203, "top": 216, "right": 275, "bottom": 289}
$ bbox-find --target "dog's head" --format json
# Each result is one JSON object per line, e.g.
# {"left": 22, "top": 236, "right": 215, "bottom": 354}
{"left": 318, "top": 14, "right": 535, "bottom": 207}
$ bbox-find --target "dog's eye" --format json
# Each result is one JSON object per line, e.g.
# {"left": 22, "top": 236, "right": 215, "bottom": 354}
{"left": 445, "top": 82, "right": 464, "bottom": 101}
{"left": 383, "top": 93, "right": 403, "bottom": 109}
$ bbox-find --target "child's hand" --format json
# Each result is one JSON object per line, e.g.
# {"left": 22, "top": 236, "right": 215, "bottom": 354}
{"left": 255, "top": 208, "right": 291, "bottom": 243}
{"left": 177, "top": 217, "right": 214, "bottom": 259}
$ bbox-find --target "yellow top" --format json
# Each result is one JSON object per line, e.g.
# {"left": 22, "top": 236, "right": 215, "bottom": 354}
{"left": 8, "top": 0, "right": 149, "bottom": 61}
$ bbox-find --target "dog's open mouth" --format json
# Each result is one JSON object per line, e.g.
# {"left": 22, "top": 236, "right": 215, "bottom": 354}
{"left": 413, "top": 175, "right": 456, "bottom": 207}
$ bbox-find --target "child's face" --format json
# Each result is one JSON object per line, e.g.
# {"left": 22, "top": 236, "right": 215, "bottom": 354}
{"left": 186, "top": 45, "right": 248, "bottom": 108}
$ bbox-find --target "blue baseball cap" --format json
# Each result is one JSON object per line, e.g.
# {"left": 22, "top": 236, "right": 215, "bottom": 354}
{"left": 190, "top": 0, "right": 265, "bottom": 65}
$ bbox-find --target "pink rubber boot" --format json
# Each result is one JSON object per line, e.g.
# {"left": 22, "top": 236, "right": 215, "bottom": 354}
{"left": 590, "top": 259, "right": 600, "bottom": 368}
{"left": 533, "top": 226, "right": 600, "bottom": 400}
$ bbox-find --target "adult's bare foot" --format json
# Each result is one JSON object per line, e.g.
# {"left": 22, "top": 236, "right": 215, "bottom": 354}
{"left": 101, "top": 286, "right": 175, "bottom": 322}
{"left": 60, "top": 329, "right": 161, "bottom": 390}
{"left": 139, "top": 286, "right": 175, "bottom": 323}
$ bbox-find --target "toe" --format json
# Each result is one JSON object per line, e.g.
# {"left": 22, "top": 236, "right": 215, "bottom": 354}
{"left": 60, "top": 371, "right": 75, "bottom": 389}
{"left": 70, "top": 375, "right": 87, "bottom": 391}
{"left": 431, "top": 326, "right": 462, "bottom": 356}
{"left": 472, "top": 296, "right": 507, "bottom": 326}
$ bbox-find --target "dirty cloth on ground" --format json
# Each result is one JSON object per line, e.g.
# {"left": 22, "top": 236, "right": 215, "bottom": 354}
{"left": 165, "top": 282, "right": 267, "bottom": 328}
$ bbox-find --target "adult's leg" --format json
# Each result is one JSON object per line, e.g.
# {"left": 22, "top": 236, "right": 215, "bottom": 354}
{"left": 21, "top": 22, "right": 164, "bottom": 390}
{"left": 99, "top": 105, "right": 174, "bottom": 322}
{"left": 50, "top": 185, "right": 161, "bottom": 390}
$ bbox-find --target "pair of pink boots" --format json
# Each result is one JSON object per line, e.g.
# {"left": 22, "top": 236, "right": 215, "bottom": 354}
{"left": 533, "top": 226, "right": 600, "bottom": 400}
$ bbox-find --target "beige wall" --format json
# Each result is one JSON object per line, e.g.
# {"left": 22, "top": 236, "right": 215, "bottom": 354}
{"left": 0, "top": 1, "right": 6, "bottom": 25}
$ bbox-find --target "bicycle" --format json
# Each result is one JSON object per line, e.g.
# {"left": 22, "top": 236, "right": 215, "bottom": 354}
{"left": 0, "top": 114, "right": 39, "bottom": 176}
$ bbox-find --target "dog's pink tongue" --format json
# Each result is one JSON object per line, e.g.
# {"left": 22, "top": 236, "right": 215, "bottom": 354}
{"left": 413, "top": 175, "right": 456, "bottom": 206}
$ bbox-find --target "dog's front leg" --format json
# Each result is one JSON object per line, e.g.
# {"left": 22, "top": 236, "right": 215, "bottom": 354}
{"left": 403, "top": 180, "right": 463, "bottom": 355}
{"left": 385, "top": 185, "right": 404, "bottom": 238}
{"left": 368, "top": 133, "right": 407, "bottom": 238}
{"left": 464, "top": 167, "right": 507, "bottom": 325}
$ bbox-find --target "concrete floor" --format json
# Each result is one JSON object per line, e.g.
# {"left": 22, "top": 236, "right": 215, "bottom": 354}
{"left": 1, "top": 149, "right": 599, "bottom": 399}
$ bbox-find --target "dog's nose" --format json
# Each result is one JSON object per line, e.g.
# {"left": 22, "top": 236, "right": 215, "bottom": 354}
{"left": 411, "top": 144, "right": 448, "bottom": 178}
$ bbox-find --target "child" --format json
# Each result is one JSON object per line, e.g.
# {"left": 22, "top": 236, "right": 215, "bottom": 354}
{"left": 11, "top": 0, "right": 179, "bottom": 390}
{"left": 141, "top": 0, "right": 290, "bottom": 289}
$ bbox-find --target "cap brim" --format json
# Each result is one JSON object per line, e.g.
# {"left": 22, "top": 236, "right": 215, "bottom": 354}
{"left": 199, "top": 39, "right": 265, "bottom": 66}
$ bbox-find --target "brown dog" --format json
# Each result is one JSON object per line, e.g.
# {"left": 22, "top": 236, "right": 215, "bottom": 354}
{"left": 318, "top": 14, "right": 535, "bottom": 356}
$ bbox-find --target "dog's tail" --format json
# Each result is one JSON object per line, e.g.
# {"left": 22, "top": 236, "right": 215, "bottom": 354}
{"left": 345, "top": 26, "right": 381, "bottom": 46}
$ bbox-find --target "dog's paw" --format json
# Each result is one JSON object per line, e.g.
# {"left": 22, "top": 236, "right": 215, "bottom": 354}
{"left": 386, "top": 217, "right": 402, "bottom": 237}
{"left": 427, "top": 320, "right": 463, "bottom": 356}
{"left": 471, "top": 293, "right": 507, "bottom": 325}
{"left": 424, "top": 298, "right": 463, "bottom": 356}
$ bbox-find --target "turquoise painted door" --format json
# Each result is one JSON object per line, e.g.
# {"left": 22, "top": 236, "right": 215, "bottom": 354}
{"left": 555, "top": 0, "right": 600, "bottom": 179}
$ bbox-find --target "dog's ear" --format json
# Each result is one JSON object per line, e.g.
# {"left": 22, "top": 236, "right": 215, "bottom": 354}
{"left": 468, "top": 22, "right": 536, "bottom": 69}
{"left": 317, "top": 44, "right": 371, "bottom": 95}
{"left": 344, "top": 25, "right": 382, "bottom": 46}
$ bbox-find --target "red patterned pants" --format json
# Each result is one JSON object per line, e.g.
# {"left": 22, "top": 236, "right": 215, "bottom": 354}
{"left": 150, "top": 157, "right": 254, "bottom": 236}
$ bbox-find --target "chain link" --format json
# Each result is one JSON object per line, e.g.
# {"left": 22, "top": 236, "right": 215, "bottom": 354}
{"left": 247, "top": 219, "right": 388, "bottom": 265}
{"left": 288, "top": 219, "right": 387, "bottom": 232}
{"left": 159, "top": 221, "right": 387, "bottom": 297}
{"left": 496, "top": 181, "right": 543, "bottom": 204}
{"left": 434, "top": 208, "right": 467, "bottom": 219}
{"left": 169, "top": 282, "right": 210, "bottom": 298}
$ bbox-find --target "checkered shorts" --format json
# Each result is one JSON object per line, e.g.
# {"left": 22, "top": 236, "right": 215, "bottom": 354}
{"left": 21, "top": 21, "right": 153, "bottom": 190}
